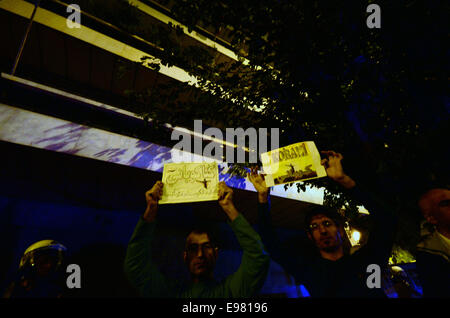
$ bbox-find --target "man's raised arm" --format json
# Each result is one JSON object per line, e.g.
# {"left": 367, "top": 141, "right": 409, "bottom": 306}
{"left": 124, "top": 181, "right": 179, "bottom": 297}
{"left": 321, "top": 150, "right": 398, "bottom": 265}
{"left": 217, "top": 182, "right": 270, "bottom": 297}
{"left": 248, "top": 168, "right": 312, "bottom": 279}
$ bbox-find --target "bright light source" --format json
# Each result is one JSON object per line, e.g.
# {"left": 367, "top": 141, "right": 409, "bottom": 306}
{"left": 345, "top": 223, "right": 362, "bottom": 247}
{"left": 351, "top": 230, "right": 361, "bottom": 243}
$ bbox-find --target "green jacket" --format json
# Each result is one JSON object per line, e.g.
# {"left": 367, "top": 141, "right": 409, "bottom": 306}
{"left": 124, "top": 214, "right": 270, "bottom": 298}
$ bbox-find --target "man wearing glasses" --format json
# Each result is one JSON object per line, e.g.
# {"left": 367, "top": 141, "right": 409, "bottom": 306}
{"left": 124, "top": 181, "right": 270, "bottom": 297}
{"left": 249, "top": 150, "right": 398, "bottom": 297}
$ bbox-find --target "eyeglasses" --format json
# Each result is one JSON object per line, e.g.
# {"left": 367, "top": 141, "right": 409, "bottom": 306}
{"left": 185, "top": 242, "right": 214, "bottom": 255}
{"left": 309, "top": 220, "right": 334, "bottom": 231}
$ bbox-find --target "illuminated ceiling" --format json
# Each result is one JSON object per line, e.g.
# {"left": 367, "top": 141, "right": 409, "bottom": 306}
{"left": 0, "top": 0, "right": 328, "bottom": 206}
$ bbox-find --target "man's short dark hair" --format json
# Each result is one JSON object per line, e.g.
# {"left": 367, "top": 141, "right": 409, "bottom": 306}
{"left": 185, "top": 226, "right": 219, "bottom": 249}
{"left": 304, "top": 205, "right": 345, "bottom": 232}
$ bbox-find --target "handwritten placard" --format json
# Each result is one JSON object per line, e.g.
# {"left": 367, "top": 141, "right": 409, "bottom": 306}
{"left": 159, "top": 162, "right": 219, "bottom": 204}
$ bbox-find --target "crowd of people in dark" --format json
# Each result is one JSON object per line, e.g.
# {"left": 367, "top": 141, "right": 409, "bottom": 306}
{"left": 3, "top": 151, "right": 449, "bottom": 298}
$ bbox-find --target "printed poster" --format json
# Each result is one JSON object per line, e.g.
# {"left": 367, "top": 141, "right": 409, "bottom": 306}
{"left": 260, "top": 141, "right": 327, "bottom": 187}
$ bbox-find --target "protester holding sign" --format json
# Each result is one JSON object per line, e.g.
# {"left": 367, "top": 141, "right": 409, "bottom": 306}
{"left": 250, "top": 150, "right": 398, "bottom": 297}
{"left": 124, "top": 181, "right": 270, "bottom": 298}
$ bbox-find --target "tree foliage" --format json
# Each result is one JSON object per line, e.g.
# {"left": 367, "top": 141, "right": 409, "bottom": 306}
{"left": 79, "top": 0, "right": 448, "bottom": 258}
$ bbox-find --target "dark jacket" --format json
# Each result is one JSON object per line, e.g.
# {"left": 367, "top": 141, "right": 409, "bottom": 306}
{"left": 415, "top": 230, "right": 450, "bottom": 297}
{"left": 257, "top": 186, "right": 398, "bottom": 297}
